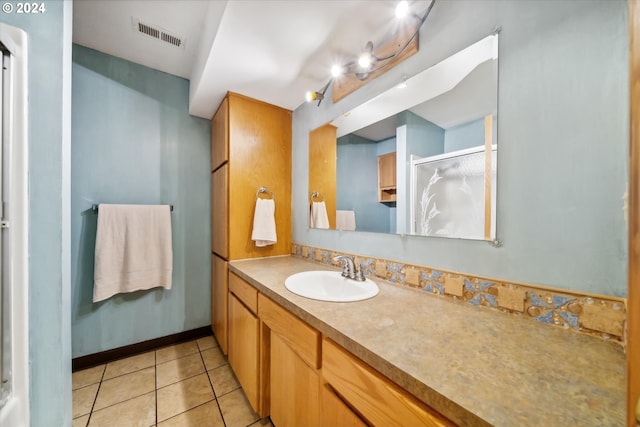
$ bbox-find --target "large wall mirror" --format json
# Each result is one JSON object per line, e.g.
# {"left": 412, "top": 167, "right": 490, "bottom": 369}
{"left": 308, "top": 34, "right": 499, "bottom": 240}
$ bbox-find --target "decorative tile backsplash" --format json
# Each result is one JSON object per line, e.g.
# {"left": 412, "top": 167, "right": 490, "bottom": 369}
{"left": 292, "top": 242, "right": 626, "bottom": 345}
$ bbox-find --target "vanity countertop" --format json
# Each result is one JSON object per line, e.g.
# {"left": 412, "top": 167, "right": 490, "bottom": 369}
{"left": 228, "top": 256, "right": 625, "bottom": 427}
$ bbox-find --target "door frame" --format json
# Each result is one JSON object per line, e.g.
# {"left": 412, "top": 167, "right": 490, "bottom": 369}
{"left": 628, "top": 1, "right": 640, "bottom": 426}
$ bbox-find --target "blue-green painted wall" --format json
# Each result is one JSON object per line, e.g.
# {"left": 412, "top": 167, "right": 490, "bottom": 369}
{"left": 71, "top": 45, "right": 211, "bottom": 357}
{"left": 336, "top": 134, "right": 391, "bottom": 233}
{"left": 292, "top": 0, "right": 628, "bottom": 297}
{"left": 4, "top": 1, "right": 73, "bottom": 425}
{"left": 444, "top": 118, "right": 485, "bottom": 153}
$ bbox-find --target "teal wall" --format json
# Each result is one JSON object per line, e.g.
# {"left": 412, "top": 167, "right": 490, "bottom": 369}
{"left": 336, "top": 134, "right": 391, "bottom": 233}
{"left": 4, "top": 1, "right": 73, "bottom": 425}
{"left": 71, "top": 45, "right": 211, "bottom": 357}
{"left": 444, "top": 117, "right": 485, "bottom": 153}
{"left": 292, "top": 0, "right": 629, "bottom": 297}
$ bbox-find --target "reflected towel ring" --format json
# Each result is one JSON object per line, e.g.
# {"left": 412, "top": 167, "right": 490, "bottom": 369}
{"left": 257, "top": 186, "right": 275, "bottom": 200}
{"left": 310, "top": 191, "right": 324, "bottom": 202}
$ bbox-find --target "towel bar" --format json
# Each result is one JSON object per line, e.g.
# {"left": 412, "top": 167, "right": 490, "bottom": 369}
{"left": 92, "top": 204, "right": 174, "bottom": 212}
{"left": 256, "top": 187, "right": 274, "bottom": 200}
{"left": 310, "top": 191, "right": 324, "bottom": 202}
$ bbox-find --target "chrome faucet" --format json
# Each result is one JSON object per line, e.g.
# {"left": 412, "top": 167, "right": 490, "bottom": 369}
{"left": 333, "top": 255, "right": 365, "bottom": 281}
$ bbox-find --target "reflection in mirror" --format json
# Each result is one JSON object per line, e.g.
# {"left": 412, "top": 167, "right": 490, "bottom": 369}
{"left": 308, "top": 34, "right": 499, "bottom": 240}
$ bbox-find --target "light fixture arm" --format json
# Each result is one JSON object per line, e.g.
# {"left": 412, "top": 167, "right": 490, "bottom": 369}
{"left": 367, "top": 0, "right": 435, "bottom": 70}
{"left": 306, "top": 0, "right": 437, "bottom": 106}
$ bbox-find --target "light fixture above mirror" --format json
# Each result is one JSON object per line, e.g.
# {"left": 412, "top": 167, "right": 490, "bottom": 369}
{"left": 305, "top": 0, "right": 436, "bottom": 106}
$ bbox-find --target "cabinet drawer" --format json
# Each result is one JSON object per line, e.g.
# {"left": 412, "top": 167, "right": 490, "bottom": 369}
{"left": 229, "top": 272, "right": 258, "bottom": 314}
{"left": 258, "top": 294, "right": 320, "bottom": 369}
{"left": 322, "top": 338, "right": 454, "bottom": 427}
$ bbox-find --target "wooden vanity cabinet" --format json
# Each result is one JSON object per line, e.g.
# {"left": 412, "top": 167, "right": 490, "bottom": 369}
{"left": 225, "top": 269, "right": 452, "bottom": 427}
{"left": 228, "top": 272, "right": 261, "bottom": 413}
{"left": 210, "top": 92, "right": 292, "bottom": 354}
{"left": 258, "top": 294, "right": 321, "bottom": 427}
{"left": 378, "top": 152, "right": 397, "bottom": 202}
{"left": 322, "top": 338, "right": 454, "bottom": 427}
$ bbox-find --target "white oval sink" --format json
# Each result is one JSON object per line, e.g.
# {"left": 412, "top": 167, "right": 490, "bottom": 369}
{"left": 284, "top": 271, "right": 379, "bottom": 302}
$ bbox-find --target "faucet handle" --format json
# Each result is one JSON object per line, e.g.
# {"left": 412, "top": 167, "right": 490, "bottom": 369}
{"left": 352, "top": 258, "right": 366, "bottom": 282}
{"left": 332, "top": 255, "right": 353, "bottom": 278}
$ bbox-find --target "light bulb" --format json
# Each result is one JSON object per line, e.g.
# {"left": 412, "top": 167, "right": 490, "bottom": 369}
{"left": 395, "top": 0, "right": 409, "bottom": 18}
{"left": 305, "top": 91, "right": 315, "bottom": 103}
{"left": 358, "top": 53, "right": 372, "bottom": 69}
{"left": 331, "top": 64, "right": 343, "bottom": 78}
{"left": 305, "top": 91, "right": 323, "bottom": 103}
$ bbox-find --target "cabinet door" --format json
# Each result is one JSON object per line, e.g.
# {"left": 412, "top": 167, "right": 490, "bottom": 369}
{"left": 270, "top": 332, "right": 320, "bottom": 427}
{"left": 309, "top": 123, "right": 337, "bottom": 229}
{"left": 211, "top": 96, "right": 229, "bottom": 171}
{"left": 211, "top": 255, "right": 228, "bottom": 355}
{"left": 378, "top": 152, "right": 396, "bottom": 188}
{"left": 378, "top": 152, "right": 397, "bottom": 202}
{"left": 321, "top": 384, "right": 368, "bottom": 427}
{"left": 228, "top": 293, "right": 260, "bottom": 412}
{"left": 211, "top": 164, "right": 228, "bottom": 259}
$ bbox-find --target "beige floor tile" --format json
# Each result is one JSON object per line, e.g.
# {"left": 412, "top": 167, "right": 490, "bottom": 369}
{"left": 248, "top": 418, "right": 275, "bottom": 427}
{"left": 156, "top": 373, "right": 215, "bottom": 422}
{"left": 72, "top": 365, "right": 105, "bottom": 390}
{"left": 201, "top": 346, "right": 226, "bottom": 371}
{"left": 217, "top": 389, "right": 259, "bottom": 427}
{"left": 88, "top": 391, "right": 155, "bottom": 427}
{"left": 93, "top": 366, "right": 155, "bottom": 411}
{"left": 72, "top": 414, "right": 90, "bottom": 427}
{"left": 157, "top": 401, "right": 224, "bottom": 427}
{"left": 156, "top": 353, "right": 205, "bottom": 388}
{"left": 208, "top": 364, "right": 239, "bottom": 397}
{"left": 156, "top": 341, "right": 199, "bottom": 364}
{"left": 103, "top": 351, "right": 155, "bottom": 380}
{"left": 72, "top": 383, "right": 99, "bottom": 418}
{"left": 196, "top": 336, "right": 217, "bottom": 351}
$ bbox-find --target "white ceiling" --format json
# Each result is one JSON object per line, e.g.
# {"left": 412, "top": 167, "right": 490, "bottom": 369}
{"left": 73, "top": 0, "right": 426, "bottom": 119}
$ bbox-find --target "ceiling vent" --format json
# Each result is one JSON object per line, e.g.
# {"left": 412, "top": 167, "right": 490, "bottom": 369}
{"left": 131, "top": 18, "right": 185, "bottom": 49}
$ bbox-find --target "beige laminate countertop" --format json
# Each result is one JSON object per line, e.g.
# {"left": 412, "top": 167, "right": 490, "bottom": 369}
{"left": 228, "top": 256, "right": 625, "bottom": 427}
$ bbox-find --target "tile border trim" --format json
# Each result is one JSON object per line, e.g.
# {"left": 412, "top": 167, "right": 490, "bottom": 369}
{"left": 292, "top": 242, "right": 626, "bottom": 345}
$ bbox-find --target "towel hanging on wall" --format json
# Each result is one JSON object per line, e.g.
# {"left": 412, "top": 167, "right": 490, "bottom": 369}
{"left": 310, "top": 201, "right": 329, "bottom": 229}
{"left": 251, "top": 198, "right": 277, "bottom": 247}
{"left": 93, "top": 204, "right": 173, "bottom": 302}
{"left": 336, "top": 210, "right": 356, "bottom": 231}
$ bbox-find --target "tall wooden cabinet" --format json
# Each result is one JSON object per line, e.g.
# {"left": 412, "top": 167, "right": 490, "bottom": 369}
{"left": 210, "top": 93, "right": 292, "bottom": 354}
{"left": 308, "top": 123, "right": 337, "bottom": 228}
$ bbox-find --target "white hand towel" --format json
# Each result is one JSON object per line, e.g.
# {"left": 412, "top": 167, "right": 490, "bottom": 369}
{"left": 336, "top": 210, "right": 356, "bottom": 231}
{"left": 251, "top": 198, "right": 277, "bottom": 247}
{"left": 93, "top": 204, "right": 173, "bottom": 303}
{"left": 310, "top": 201, "right": 330, "bottom": 229}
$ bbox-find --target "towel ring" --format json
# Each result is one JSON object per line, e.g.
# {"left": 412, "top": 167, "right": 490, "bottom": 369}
{"left": 257, "top": 186, "right": 275, "bottom": 200}
{"left": 310, "top": 191, "right": 324, "bottom": 202}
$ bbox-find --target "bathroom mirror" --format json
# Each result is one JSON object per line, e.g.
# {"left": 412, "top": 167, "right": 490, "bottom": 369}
{"left": 308, "top": 34, "right": 498, "bottom": 239}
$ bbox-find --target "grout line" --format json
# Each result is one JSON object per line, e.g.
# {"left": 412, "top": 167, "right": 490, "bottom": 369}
{"left": 201, "top": 342, "right": 228, "bottom": 427}
{"left": 83, "top": 363, "right": 107, "bottom": 426}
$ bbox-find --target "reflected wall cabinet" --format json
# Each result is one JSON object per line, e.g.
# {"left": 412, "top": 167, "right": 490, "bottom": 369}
{"left": 378, "top": 152, "right": 397, "bottom": 202}
{"left": 210, "top": 93, "right": 292, "bottom": 354}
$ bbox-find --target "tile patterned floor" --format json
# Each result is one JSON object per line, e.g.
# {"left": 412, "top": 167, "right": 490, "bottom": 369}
{"left": 72, "top": 335, "right": 274, "bottom": 427}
